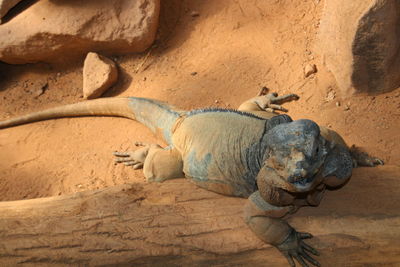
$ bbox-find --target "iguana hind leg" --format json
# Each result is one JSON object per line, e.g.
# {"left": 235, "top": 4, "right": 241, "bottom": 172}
{"left": 238, "top": 86, "right": 299, "bottom": 117}
{"left": 113, "top": 142, "right": 154, "bottom": 170}
{"left": 114, "top": 142, "right": 184, "bottom": 182}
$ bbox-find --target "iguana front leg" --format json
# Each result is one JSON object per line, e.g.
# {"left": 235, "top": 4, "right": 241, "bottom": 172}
{"left": 245, "top": 192, "right": 320, "bottom": 267}
{"left": 349, "top": 145, "right": 384, "bottom": 167}
{"left": 114, "top": 142, "right": 184, "bottom": 182}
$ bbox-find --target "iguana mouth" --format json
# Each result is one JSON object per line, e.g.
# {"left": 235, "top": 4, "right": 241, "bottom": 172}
{"left": 289, "top": 165, "right": 321, "bottom": 187}
{"left": 289, "top": 174, "right": 315, "bottom": 186}
{"left": 293, "top": 176, "right": 314, "bottom": 186}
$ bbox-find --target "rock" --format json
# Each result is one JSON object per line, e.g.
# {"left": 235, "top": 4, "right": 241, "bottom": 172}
{"left": 325, "top": 88, "right": 336, "bottom": 102}
{"left": 0, "top": 0, "right": 160, "bottom": 64}
{"left": 317, "top": 0, "right": 400, "bottom": 95}
{"left": 0, "top": 0, "right": 23, "bottom": 22}
{"left": 34, "top": 82, "right": 48, "bottom": 98}
{"left": 304, "top": 64, "right": 317, "bottom": 77}
{"left": 83, "top": 52, "right": 118, "bottom": 99}
{"left": 190, "top": 11, "right": 200, "bottom": 17}
{"left": 1, "top": 166, "right": 400, "bottom": 266}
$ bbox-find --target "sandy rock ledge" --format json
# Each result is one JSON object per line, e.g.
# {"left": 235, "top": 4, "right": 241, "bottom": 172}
{"left": 0, "top": 166, "right": 399, "bottom": 266}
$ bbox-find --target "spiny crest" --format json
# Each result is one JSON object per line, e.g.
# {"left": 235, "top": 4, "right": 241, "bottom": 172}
{"left": 186, "top": 108, "right": 266, "bottom": 120}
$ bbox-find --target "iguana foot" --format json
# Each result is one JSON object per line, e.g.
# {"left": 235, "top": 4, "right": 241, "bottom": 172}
{"left": 276, "top": 229, "right": 320, "bottom": 267}
{"left": 350, "top": 145, "right": 384, "bottom": 167}
{"left": 255, "top": 86, "right": 299, "bottom": 113}
{"left": 113, "top": 142, "right": 157, "bottom": 170}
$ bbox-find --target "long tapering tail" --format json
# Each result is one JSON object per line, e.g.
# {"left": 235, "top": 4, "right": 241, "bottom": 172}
{"left": 0, "top": 97, "right": 184, "bottom": 145}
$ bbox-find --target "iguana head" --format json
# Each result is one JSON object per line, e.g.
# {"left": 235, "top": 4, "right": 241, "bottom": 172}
{"left": 260, "top": 119, "right": 328, "bottom": 192}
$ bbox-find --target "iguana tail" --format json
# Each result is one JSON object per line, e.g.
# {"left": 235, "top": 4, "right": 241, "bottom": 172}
{"left": 0, "top": 97, "right": 184, "bottom": 145}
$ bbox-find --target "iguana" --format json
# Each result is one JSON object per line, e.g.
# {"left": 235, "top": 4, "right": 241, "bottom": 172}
{"left": 0, "top": 87, "right": 383, "bottom": 267}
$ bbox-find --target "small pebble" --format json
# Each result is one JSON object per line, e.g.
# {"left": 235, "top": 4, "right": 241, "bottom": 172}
{"left": 304, "top": 64, "right": 317, "bottom": 78}
{"left": 191, "top": 72, "right": 198, "bottom": 76}
{"left": 34, "top": 83, "right": 48, "bottom": 97}
{"left": 34, "top": 88, "right": 44, "bottom": 97}
{"left": 215, "top": 100, "right": 219, "bottom": 104}
{"left": 191, "top": 11, "right": 200, "bottom": 17}
{"left": 336, "top": 101, "right": 340, "bottom": 107}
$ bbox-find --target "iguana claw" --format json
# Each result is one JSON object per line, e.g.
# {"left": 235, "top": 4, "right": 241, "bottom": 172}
{"left": 276, "top": 229, "right": 320, "bottom": 267}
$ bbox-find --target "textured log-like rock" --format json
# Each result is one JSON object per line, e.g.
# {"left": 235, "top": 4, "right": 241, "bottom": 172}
{"left": 0, "top": 0, "right": 160, "bottom": 64}
{"left": 0, "top": 166, "right": 399, "bottom": 266}
{"left": 317, "top": 0, "right": 400, "bottom": 95}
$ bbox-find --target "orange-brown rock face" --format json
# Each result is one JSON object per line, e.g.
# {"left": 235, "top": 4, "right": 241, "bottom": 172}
{"left": 0, "top": 0, "right": 160, "bottom": 64}
{"left": 317, "top": 0, "right": 400, "bottom": 95}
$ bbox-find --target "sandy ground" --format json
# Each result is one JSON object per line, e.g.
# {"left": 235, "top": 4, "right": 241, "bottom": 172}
{"left": 0, "top": 0, "right": 399, "bottom": 205}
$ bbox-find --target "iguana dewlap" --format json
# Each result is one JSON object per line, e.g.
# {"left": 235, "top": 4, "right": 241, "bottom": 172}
{"left": 0, "top": 92, "right": 382, "bottom": 267}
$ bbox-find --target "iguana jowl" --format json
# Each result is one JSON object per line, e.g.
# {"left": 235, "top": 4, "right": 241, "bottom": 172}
{"left": 0, "top": 88, "right": 383, "bottom": 267}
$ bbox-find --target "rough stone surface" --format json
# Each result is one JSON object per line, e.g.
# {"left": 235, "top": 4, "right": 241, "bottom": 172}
{"left": 0, "top": 0, "right": 160, "bottom": 64}
{"left": 317, "top": 0, "right": 400, "bottom": 95}
{"left": 0, "top": 0, "right": 22, "bottom": 22}
{"left": 83, "top": 52, "right": 118, "bottom": 99}
{"left": 0, "top": 166, "right": 399, "bottom": 266}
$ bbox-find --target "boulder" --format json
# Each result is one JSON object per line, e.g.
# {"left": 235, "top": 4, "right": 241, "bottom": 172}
{"left": 0, "top": 0, "right": 23, "bottom": 22}
{"left": 83, "top": 52, "right": 118, "bottom": 99}
{"left": 317, "top": 0, "right": 400, "bottom": 95}
{"left": 0, "top": 0, "right": 160, "bottom": 64}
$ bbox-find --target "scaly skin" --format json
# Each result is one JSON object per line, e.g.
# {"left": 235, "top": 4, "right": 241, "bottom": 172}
{"left": 0, "top": 88, "right": 383, "bottom": 267}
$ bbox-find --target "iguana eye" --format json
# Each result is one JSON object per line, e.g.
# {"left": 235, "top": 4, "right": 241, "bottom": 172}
{"left": 312, "top": 143, "right": 320, "bottom": 157}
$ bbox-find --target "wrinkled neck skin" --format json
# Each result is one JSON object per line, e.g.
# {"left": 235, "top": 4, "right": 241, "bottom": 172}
{"left": 243, "top": 116, "right": 294, "bottom": 187}
{"left": 256, "top": 119, "right": 351, "bottom": 197}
